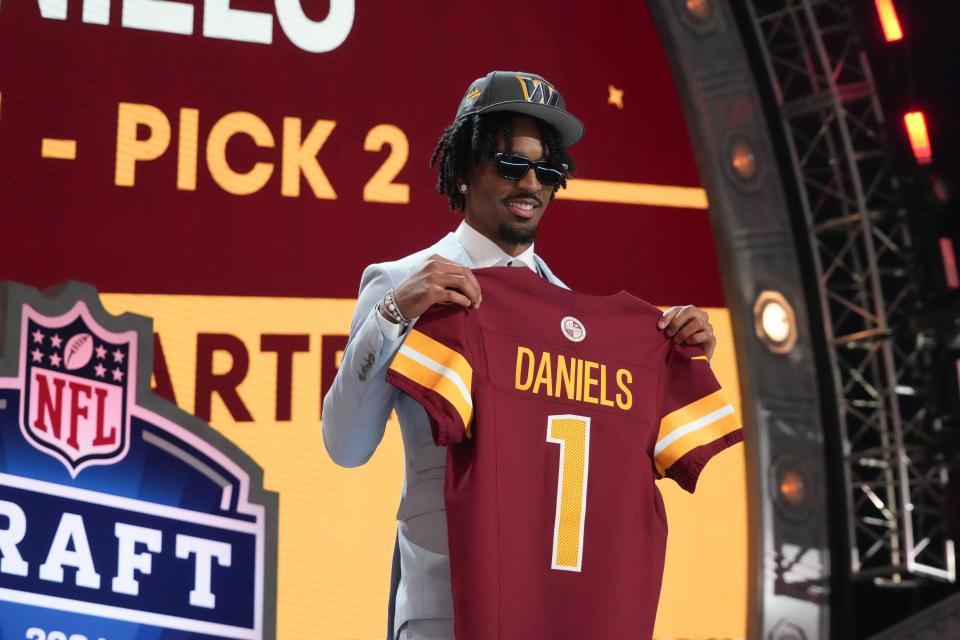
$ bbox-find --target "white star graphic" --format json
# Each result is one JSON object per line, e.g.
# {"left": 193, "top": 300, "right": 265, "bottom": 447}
{"left": 50, "top": 334, "right": 63, "bottom": 348}
{"left": 113, "top": 348, "right": 125, "bottom": 363}
{"left": 95, "top": 363, "right": 106, "bottom": 378}
{"left": 49, "top": 353, "right": 62, "bottom": 368}
{"left": 111, "top": 368, "right": 124, "bottom": 382}
{"left": 95, "top": 344, "right": 107, "bottom": 360}
{"left": 32, "top": 329, "right": 44, "bottom": 344}
{"left": 31, "top": 348, "right": 43, "bottom": 363}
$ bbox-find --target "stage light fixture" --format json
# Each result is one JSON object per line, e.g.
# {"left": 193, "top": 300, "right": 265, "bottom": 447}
{"left": 770, "top": 455, "right": 814, "bottom": 522}
{"left": 904, "top": 111, "right": 933, "bottom": 165}
{"left": 779, "top": 470, "right": 807, "bottom": 507}
{"left": 731, "top": 141, "right": 758, "bottom": 180}
{"left": 874, "top": 0, "right": 904, "bottom": 42}
{"left": 941, "top": 238, "right": 959, "bottom": 290}
{"left": 685, "top": 0, "right": 713, "bottom": 21}
{"left": 929, "top": 174, "right": 951, "bottom": 205}
{"left": 753, "top": 291, "right": 797, "bottom": 354}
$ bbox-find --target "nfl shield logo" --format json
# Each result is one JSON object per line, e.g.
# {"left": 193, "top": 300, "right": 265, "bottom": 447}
{"left": 19, "top": 301, "right": 135, "bottom": 476}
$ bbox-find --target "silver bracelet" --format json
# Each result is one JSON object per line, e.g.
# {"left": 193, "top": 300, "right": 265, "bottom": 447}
{"left": 381, "top": 288, "right": 410, "bottom": 326}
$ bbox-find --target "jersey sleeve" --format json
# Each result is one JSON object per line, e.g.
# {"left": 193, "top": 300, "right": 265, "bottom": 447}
{"left": 386, "top": 306, "right": 475, "bottom": 446}
{"left": 654, "top": 343, "right": 742, "bottom": 493}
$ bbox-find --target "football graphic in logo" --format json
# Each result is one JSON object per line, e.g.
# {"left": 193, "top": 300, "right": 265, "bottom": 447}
{"left": 63, "top": 332, "right": 94, "bottom": 370}
{"left": 561, "top": 316, "right": 586, "bottom": 342}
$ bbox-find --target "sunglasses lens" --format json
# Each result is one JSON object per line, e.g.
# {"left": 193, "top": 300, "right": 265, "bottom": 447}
{"left": 497, "top": 155, "right": 530, "bottom": 180}
{"left": 535, "top": 165, "right": 563, "bottom": 186}
{"left": 496, "top": 154, "right": 565, "bottom": 186}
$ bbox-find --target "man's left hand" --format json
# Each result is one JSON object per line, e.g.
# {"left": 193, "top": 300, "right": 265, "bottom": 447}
{"left": 658, "top": 306, "right": 716, "bottom": 361}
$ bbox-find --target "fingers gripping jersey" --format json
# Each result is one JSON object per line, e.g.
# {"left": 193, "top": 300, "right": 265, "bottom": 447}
{"left": 386, "top": 268, "right": 742, "bottom": 639}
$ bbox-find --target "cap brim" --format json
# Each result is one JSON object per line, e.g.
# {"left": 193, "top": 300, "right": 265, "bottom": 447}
{"left": 470, "top": 101, "right": 585, "bottom": 148}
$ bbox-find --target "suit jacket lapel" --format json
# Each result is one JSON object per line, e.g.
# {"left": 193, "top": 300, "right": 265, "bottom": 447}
{"left": 533, "top": 254, "right": 568, "bottom": 289}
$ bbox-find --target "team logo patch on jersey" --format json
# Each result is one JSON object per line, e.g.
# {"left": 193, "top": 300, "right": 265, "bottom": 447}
{"left": 0, "top": 281, "right": 278, "bottom": 640}
{"left": 561, "top": 316, "right": 586, "bottom": 342}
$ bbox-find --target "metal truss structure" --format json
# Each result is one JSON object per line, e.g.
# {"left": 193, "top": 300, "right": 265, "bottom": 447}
{"left": 744, "top": 0, "right": 955, "bottom": 584}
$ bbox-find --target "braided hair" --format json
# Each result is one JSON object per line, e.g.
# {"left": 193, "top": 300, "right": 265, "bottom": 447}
{"left": 429, "top": 112, "right": 575, "bottom": 212}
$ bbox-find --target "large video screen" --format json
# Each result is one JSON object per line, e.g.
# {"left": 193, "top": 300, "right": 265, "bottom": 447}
{"left": 2, "top": 2, "right": 745, "bottom": 638}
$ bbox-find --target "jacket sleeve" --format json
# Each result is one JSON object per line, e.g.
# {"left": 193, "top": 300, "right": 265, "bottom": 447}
{"left": 321, "top": 263, "right": 407, "bottom": 467}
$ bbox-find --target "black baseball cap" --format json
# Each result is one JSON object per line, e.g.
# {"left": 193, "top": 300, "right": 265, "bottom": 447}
{"left": 455, "top": 70, "right": 584, "bottom": 147}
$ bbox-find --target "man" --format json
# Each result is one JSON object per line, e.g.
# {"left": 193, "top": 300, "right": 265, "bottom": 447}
{"left": 322, "top": 70, "right": 716, "bottom": 640}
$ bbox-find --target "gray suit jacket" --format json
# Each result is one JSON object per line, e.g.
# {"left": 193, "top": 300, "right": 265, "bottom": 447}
{"left": 322, "top": 231, "right": 565, "bottom": 633}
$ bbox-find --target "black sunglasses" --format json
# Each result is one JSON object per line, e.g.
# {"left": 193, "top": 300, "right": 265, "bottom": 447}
{"left": 495, "top": 153, "right": 567, "bottom": 187}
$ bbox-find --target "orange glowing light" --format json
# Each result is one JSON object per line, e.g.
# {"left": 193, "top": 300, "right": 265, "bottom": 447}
{"left": 686, "top": 0, "right": 712, "bottom": 21}
{"left": 941, "top": 238, "right": 959, "bottom": 290}
{"left": 779, "top": 470, "right": 807, "bottom": 506}
{"left": 904, "top": 111, "right": 933, "bottom": 165}
{"left": 731, "top": 142, "right": 758, "bottom": 180}
{"left": 874, "top": 0, "right": 903, "bottom": 42}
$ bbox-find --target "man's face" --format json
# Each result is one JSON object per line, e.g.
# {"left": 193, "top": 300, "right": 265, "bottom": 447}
{"left": 464, "top": 116, "right": 555, "bottom": 257}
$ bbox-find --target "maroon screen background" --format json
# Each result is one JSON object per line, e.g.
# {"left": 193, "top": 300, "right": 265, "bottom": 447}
{"left": 0, "top": 1, "right": 724, "bottom": 306}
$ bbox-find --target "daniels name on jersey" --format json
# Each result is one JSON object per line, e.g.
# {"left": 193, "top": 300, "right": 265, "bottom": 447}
{"left": 386, "top": 267, "right": 742, "bottom": 640}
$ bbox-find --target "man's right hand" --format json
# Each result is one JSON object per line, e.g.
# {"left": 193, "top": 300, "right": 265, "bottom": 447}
{"left": 385, "top": 254, "right": 482, "bottom": 323}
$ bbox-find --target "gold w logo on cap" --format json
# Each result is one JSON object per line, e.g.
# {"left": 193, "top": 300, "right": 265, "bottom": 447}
{"left": 515, "top": 75, "right": 559, "bottom": 105}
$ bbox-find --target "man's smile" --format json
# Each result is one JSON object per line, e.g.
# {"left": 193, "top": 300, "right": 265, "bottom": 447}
{"left": 503, "top": 194, "right": 542, "bottom": 218}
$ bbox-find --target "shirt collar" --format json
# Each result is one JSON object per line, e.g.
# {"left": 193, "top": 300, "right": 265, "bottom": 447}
{"left": 455, "top": 221, "right": 538, "bottom": 272}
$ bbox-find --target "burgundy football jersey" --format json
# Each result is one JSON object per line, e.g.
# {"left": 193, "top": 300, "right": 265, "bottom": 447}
{"left": 386, "top": 267, "right": 742, "bottom": 639}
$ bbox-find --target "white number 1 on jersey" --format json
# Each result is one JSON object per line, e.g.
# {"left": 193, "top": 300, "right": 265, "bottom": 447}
{"left": 547, "top": 414, "right": 591, "bottom": 572}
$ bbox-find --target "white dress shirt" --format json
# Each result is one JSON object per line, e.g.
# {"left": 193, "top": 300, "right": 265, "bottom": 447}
{"left": 452, "top": 220, "right": 539, "bottom": 271}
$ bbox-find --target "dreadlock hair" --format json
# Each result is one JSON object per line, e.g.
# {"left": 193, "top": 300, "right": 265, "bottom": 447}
{"left": 429, "top": 111, "right": 576, "bottom": 213}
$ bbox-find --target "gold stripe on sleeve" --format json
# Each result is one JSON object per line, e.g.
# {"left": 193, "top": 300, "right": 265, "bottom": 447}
{"left": 655, "top": 409, "right": 738, "bottom": 475}
{"left": 389, "top": 333, "right": 474, "bottom": 437}
{"left": 404, "top": 329, "right": 474, "bottom": 393}
{"left": 655, "top": 390, "right": 738, "bottom": 475}
{"left": 657, "top": 390, "right": 729, "bottom": 443}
